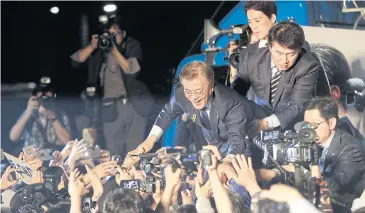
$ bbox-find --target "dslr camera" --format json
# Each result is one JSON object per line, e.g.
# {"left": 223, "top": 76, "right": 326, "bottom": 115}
{"left": 120, "top": 178, "right": 156, "bottom": 193}
{"left": 32, "top": 77, "right": 56, "bottom": 110}
{"left": 97, "top": 15, "right": 116, "bottom": 51}
{"left": 252, "top": 127, "right": 319, "bottom": 166}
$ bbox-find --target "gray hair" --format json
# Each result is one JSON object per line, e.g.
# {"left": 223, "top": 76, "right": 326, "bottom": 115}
{"left": 179, "top": 61, "right": 215, "bottom": 86}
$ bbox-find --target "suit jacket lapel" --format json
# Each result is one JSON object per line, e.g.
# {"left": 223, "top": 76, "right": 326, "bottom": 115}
{"left": 192, "top": 107, "right": 202, "bottom": 127}
{"left": 324, "top": 131, "right": 341, "bottom": 172}
{"left": 258, "top": 55, "right": 272, "bottom": 102}
{"left": 209, "top": 95, "right": 219, "bottom": 140}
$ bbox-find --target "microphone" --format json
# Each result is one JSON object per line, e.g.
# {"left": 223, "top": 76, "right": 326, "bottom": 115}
{"left": 344, "top": 78, "right": 365, "bottom": 93}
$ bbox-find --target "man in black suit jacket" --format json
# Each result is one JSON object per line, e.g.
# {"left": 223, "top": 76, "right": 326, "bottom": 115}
{"left": 304, "top": 97, "right": 365, "bottom": 212}
{"left": 125, "top": 61, "right": 255, "bottom": 166}
{"left": 234, "top": 21, "right": 319, "bottom": 131}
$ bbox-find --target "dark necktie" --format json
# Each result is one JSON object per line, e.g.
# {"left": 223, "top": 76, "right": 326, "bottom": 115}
{"left": 270, "top": 70, "right": 282, "bottom": 105}
{"left": 200, "top": 108, "right": 211, "bottom": 130}
{"left": 319, "top": 147, "right": 328, "bottom": 174}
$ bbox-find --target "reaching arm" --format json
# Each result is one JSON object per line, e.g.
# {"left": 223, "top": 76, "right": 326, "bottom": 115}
{"left": 225, "top": 100, "right": 253, "bottom": 155}
{"left": 232, "top": 47, "right": 251, "bottom": 96}
{"left": 10, "top": 110, "right": 33, "bottom": 142}
{"left": 274, "top": 63, "right": 319, "bottom": 129}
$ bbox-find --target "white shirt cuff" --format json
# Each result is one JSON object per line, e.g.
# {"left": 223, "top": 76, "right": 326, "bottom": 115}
{"left": 264, "top": 114, "right": 281, "bottom": 129}
{"left": 352, "top": 197, "right": 365, "bottom": 212}
{"left": 148, "top": 125, "right": 164, "bottom": 141}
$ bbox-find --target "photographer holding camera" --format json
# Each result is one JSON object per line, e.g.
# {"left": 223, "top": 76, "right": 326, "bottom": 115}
{"left": 9, "top": 82, "right": 72, "bottom": 150}
{"left": 262, "top": 97, "right": 365, "bottom": 213}
{"left": 71, "top": 15, "right": 154, "bottom": 156}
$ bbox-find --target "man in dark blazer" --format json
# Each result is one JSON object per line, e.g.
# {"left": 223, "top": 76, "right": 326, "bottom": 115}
{"left": 304, "top": 97, "right": 365, "bottom": 212}
{"left": 234, "top": 21, "right": 319, "bottom": 131}
{"left": 124, "top": 61, "right": 255, "bottom": 166}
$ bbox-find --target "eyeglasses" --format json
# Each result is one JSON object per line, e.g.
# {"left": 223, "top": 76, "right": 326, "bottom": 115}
{"left": 303, "top": 120, "right": 327, "bottom": 129}
{"left": 184, "top": 89, "right": 207, "bottom": 97}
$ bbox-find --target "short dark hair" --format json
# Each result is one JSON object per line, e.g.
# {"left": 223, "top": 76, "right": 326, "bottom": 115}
{"left": 268, "top": 21, "right": 305, "bottom": 50}
{"left": 306, "top": 96, "right": 339, "bottom": 120}
{"left": 244, "top": 1, "right": 277, "bottom": 18}
{"left": 109, "top": 15, "right": 127, "bottom": 31}
{"left": 310, "top": 44, "right": 351, "bottom": 96}
{"left": 103, "top": 188, "right": 147, "bottom": 213}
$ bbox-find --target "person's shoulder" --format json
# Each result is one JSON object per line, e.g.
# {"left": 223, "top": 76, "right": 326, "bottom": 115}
{"left": 214, "top": 83, "right": 249, "bottom": 103}
{"left": 173, "top": 83, "right": 186, "bottom": 101}
{"left": 126, "top": 36, "right": 141, "bottom": 47}
{"left": 337, "top": 129, "right": 363, "bottom": 149}
{"left": 297, "top": 47, "right": 319, "bottom": 67}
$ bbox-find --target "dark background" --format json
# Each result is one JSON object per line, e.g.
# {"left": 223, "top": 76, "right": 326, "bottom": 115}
{"left": 2, "top": 1, "right": 237, "bottom": 94}
{"left": 1, "top": 1, "right": 237, "bottom": 153}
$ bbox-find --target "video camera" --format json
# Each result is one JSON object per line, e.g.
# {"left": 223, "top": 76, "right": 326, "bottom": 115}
{"left": 252, "top": 127, "right": 319, "bottom": 167}
{"left": 345, "top": 78, "right": 365, "bottom": 112}
{"left": 226, "top": 26, "right": 252, "bottom": 69}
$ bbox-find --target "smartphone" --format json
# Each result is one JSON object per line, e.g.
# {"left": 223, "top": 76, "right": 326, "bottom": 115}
{"left": 83, "top": 128, "right": 95, "bottom": 146}
{"left": 22, "top": 145, "right": 36, "bottom": 161}
{"left": 112, "top": 155, "right": 122, "bottom": 164}
{"left": 120, "top": 180, "right": 140, "bottom": 190}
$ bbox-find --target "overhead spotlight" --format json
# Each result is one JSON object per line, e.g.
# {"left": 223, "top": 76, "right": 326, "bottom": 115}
{"left": 50, "top": 6, "right": 59, "bottom": 14}
{"left": 103, "top": 4, "right": 117, "bottom": 13}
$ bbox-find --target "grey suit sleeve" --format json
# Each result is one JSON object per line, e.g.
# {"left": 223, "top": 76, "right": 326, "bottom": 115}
{"left": 153, "top": 95, "right": 185, "bottom": 132}
{"left": 275, "top": 63, "right": 319, "bottom": 129}
{"left": 232, "top": 48, "right": 251, "bottom": 96}
{"left": 225, "top": 100, "right": 251, "bottom": 155}
{"left": 325, "top": 143, "right": 365, "bottom": 192}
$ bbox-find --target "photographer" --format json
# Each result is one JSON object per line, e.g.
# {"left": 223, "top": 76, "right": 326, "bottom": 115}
{"left": 71, "top": 15, "right": 154, "bottom": 156}
{"left": 9, "top": 85, "right": 72, "bottom": 149}
{"left": 265, "top": 97, "right": 365, "bottom": 212}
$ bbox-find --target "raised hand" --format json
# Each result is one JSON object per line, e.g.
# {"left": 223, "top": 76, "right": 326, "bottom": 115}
{"left": 92, "top": 161, "right": 118, "bottom": 179}
{"left": 1, "top": 166, "right": 17, "bottom": 190}
{"left": 68, "top": 168, "right": 86, "bottom": 198}
{"left": 85, "top": 165, "right": 103, "bottom": 201}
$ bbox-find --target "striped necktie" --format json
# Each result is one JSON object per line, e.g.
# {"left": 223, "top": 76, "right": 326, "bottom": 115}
{"left": 200, "top": 108, "right": 211, "bottom": 130}
{"left": 270, "top": 70, "right": 282, "bottom": 105}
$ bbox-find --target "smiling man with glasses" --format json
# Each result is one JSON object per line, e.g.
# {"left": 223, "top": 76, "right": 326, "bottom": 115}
{"left": 124, "top": 61, "right": 257, "bottom": 166}
{"left": 302, "top": 96, "right": 365, "bottom": 212}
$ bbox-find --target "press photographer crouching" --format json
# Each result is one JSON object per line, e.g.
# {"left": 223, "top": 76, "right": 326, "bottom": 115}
{"left": 9, "top": 77, "right": 72, "bottom": 152}
{"left": 254, "top": 97, "right": 365, "bottom": 213}
{"left": 71, "top": 15, "right": 154, "bottom": 157}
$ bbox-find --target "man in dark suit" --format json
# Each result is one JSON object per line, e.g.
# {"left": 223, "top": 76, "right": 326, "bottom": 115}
{"left": 234, "top": 21, "right": 319, "bottom": 131}
{"left": 304, "top": 97, "right": 365, "bottom": 212}
{"left": 125, "top": 61, "right": 255, "bottom": 166}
